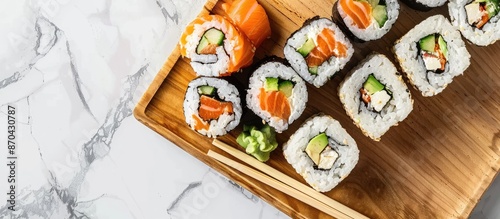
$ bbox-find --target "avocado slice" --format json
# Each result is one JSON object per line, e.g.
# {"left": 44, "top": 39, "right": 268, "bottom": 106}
{"left": 196, "top": 36, "right": 210, "bottom": 54}
{"left": 278, "top": 80, "right": 294, "bottom": 98}
{"left": 363, "top": 74, "right": 385, "bottom": 95}
{"left": 438, "top": 35, "right": 448, "bottom": 59}
{"left": 373, "top": 5, "right": 388, "bottom": 27}
{"left": 308, "top": 66, "right": 318, "bottom": 75}
{"left": 305, "top": 133, "right": 329, "bottom": 166}
{"left": 419, "top": 34, "right": 436, "bottom": 53}
{"left": 297, "top": 38, "right": 316, "bottom": 57}
{"left": 197, "top": 85, "right": 216, "bottom": 96}
{"left": 264, "top": 77, "right": 279, "bottom": 91}
{"left": 204, "top": 28, "right": 225, "bottom": 45}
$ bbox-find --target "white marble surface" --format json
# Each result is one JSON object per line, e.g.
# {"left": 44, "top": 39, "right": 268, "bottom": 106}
{"left": 0, "top": 0, "right": 288, "bottom": 218}
{"left": 0, "top": 0, "right": 499, "bottom": 218}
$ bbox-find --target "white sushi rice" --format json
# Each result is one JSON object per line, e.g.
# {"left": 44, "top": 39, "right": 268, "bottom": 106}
{"left": 449, "top": 0, "right": 500, "bottom": 46}
{"left": 393, "top": 15, "right": 471, "bottom": 97}
{"left": 246, "top": 61, "right": 308, "bottom": 133}
{"left": 415, "top": 0, "right": 447, "bottom": 7}
{"left": 283, "top": 115, "right": 359, "bottom": 192}
{"left": 284, "top": 18, "right": 353, "bottom": 88}
{"left": 183, "top": 77, "right": 242, "bottom": 138}
{"left": 339, "top": 54, "right": 413, "bottom": 141}
{"left": 336, "top": 0, "right": 400, "bottom": 41}
{"left": 183, "top": 20, "right": 235, "bottom": 77}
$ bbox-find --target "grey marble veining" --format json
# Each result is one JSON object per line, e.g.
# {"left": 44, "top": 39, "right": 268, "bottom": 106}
{"left": 0, "top": 0, "right": 288, "bottom": 218}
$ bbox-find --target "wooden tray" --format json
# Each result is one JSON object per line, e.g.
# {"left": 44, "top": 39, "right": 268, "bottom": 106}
{"left": 134, "top": 0, "right": 500, "bottom": 218}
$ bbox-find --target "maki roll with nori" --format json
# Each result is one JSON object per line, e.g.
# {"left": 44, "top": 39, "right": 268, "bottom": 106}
{"left": 393, "top": 15, "right": 471, "bottom": 97}
{"left": 339, "top": 54, "right": 413, "bottom": 141}
{"left": 332, "top": 0, "right": 400, "bottom": 41}
{"left": 284, "top": 17, "right": 353, "bottom": 88}
{"left": 179, "top": 15, "right": 255, "bottom": 77}
{"left": 183, "top": 77, "right": 242, "bottom": 137}
{"left": 246, "top": 60, "right": 308, "bottom": 133}
{"left": 283, "top": 115, "right": 359, "bottom": 192}
{"left": 449, "top": 0, "right": 500, "bottom": 46}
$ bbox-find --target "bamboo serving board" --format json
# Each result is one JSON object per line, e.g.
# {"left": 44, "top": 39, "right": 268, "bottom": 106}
{"left": 134, "top": 0, "right": 500, "bottom": 218}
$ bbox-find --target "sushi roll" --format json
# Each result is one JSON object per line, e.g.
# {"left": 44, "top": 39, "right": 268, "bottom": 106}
{"left": 448, "top": 0, "right": 500, "bottom": 46}
{"left": 283, "top": 115, "right": 359, "bottom": 192}
{"left": 339, "top": 54, "right": 413, "bottom": 141}
{"left": 179, "top": 15, "right": 255, "bottom": 77}
{"left": 183, "top": 77, "right": 242, "bottom": 138}
{"left": 221, "top": 0, "right": 272, "bottom": 48}
{"left": 284, "top": 17, "right": 354, "bottom": 88}
{"left": 393, "top": 15, "right": 471, "bottom": 97}
{"left": 246, "top": 60, "right": 308, "bottom": 133}
{"left": 332, "top": 0, "right": 400, "bottom": 41}
{"left": 400, "top": 0, "right": 447, "bottom": 11}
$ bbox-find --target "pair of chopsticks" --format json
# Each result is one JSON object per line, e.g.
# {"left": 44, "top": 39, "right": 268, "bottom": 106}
{"left": 208, "top": 139, "right": 368, "bottom": 219}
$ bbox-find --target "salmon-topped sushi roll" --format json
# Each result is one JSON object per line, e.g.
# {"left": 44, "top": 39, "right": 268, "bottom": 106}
{"left": 246, "top": 58, "right": 308, "bottom": 133}
{"left": 179, "top": 15, "right": 255, "bottom": 77}
{"left": 284, "top": 17, "right": 353, "bottom": 88}
{"left": 183, "top": 77, "right": 242, "bottom": 138}
{"left": 332, "top": 0, "right": 400, "bottom": 41}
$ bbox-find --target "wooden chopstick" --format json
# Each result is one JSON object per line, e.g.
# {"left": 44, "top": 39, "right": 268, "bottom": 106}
{"left": 212, "top": 139, "right": 368, "bottom": 219}
{"left": 207, "top": 150, "right": 349, "bottom": 218}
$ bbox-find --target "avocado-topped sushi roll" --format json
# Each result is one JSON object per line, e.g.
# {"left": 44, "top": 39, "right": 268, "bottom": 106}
{"left": 393, "top": 15, "right": 471, "bottom": 97}
{"left": 332, "top": 0, "right": 400, "bottom": 41}
{"left": 246, "top": 60, "right": 308, "bottom": 133}
{"left": 400, "top": 0, "right": 447, "bottom": 11}
{"left": 284, "top": 17, "right": 353, "bottom": 88}
{"left": 339, "top": 54, "right": 413, "bottom": 141}
{"left": 183, "top": 77, "right": 242, "bottom": 138}
{"left": 283, "top": 115, "right": 359, "bottom": 192}
{"left": 449, "top": 0, "right": 500, "bottom": 46}
{"left": 179, "top": 15, "right": 255, "bottom": 77}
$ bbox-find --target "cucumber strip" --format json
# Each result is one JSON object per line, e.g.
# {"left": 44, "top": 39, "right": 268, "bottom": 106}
{"left": 196, "top": 36, "right": 210, "bottom": 54}
{"left": 197, "top": 85, "right": 216, "bottom": 96}
{"left": 204, "top": 28, "right": 225, "bottom": 45}
{"left": 373, "top": 5, "right": 388, "bottom": 27}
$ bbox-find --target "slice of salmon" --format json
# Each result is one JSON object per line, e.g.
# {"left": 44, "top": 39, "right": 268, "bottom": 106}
{"left": 339, "top": 0, "right": 373, "bottom": 29}
{"left": 266, "top": 91, "right": 277, "bottom": 113}
{"left": 198, "top": 95, "right": 234, "bottom": 121}
{"left": 199, "top": 44, "right": 218, "bottom": 54}
{"left": 179, "top": 14, "right": 255, "bottom": 74}
{"left": 258, "top": 88, "right": 291, "bottom": 120}
{"left": 306, "top": 28, "right": 348, "bottom": 67}
{"left": 222, "top": 0, "right": 272, "bottom": 48}
{"left": 192, "top": 114, "right": 210, "bottom": 131}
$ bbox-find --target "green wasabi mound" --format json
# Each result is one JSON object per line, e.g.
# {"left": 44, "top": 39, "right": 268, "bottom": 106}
{"left": 236, "top": 124, "right": 278, "bottom": 162}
